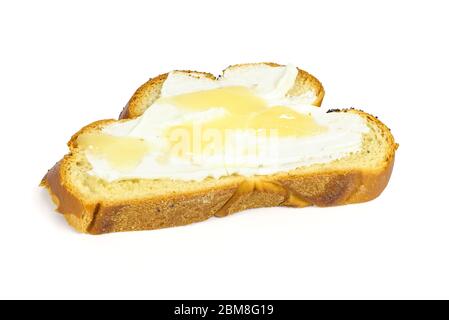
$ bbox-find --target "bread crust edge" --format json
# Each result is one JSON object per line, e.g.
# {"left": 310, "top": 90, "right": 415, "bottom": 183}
{"left": 41, "top": 150, "right": 396, "bottom": 234}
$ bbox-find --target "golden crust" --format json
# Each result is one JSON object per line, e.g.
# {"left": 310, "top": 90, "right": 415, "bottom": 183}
{"left": 119, "top": 71, "right": 215, "bottom": 119}
{"left": 41, "top": 153, "right": 395, "bottom": 234}
{"left": 41, "top": 160, "right": 97, "bottom": 232}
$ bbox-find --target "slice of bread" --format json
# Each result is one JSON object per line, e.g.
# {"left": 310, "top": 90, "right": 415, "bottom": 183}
{"left": 119, "top": 62, "right": 325, "bottom": 119}
{"left": 41, "top": 63, "right": 397, "bottom": 234}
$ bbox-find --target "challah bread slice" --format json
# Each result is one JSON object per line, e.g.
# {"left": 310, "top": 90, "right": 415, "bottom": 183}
{"left": 41, "top": 109, "right": 397, "bottom": 234}
{"left": 119, "top": 62, "right": 325, "bottom": 119}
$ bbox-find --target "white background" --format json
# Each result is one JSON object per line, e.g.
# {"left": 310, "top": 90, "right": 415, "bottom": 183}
{"left": 1, "top": 0, "right": 448, "bottom": 299}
